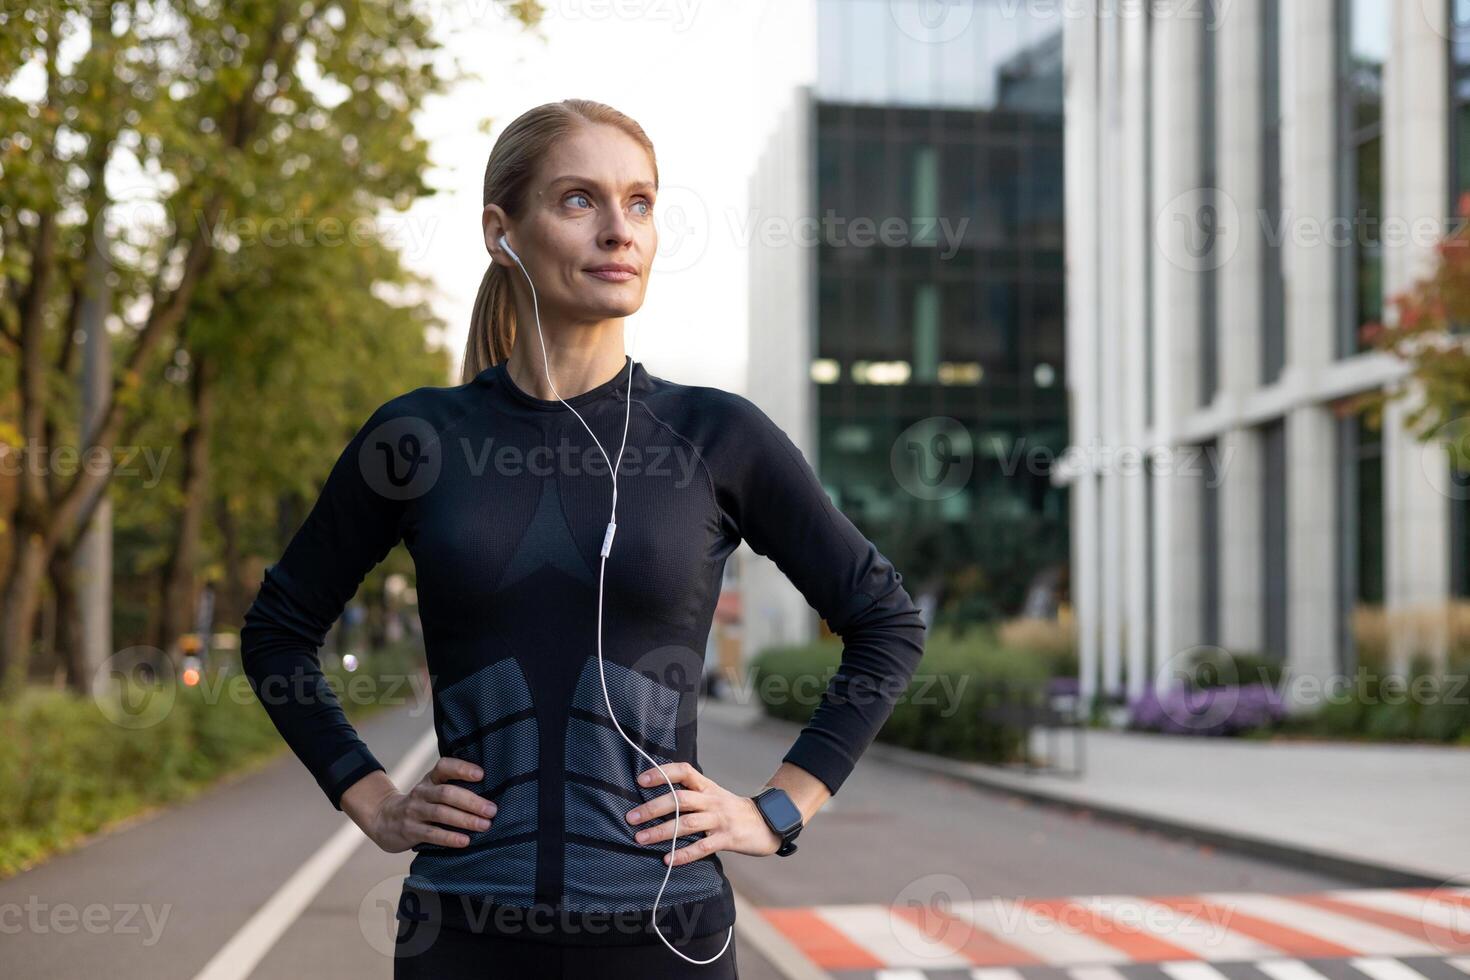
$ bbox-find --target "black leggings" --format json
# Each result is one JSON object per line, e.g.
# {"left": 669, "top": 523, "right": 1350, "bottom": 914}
{"left": 393, "top": 917, "right": 740, "bottom": 979}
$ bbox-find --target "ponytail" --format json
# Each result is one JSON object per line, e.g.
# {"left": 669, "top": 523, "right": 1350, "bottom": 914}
{"left": 461, "top": 260, "right": 517, "bottom": 383}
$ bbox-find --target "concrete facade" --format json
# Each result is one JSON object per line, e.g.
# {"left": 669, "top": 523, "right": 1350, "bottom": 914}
{"left": 1062, "top": 0, "right": 1459, "bottom": 710}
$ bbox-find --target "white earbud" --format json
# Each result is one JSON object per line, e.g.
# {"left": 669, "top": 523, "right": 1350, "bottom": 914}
{"left": 498, "top": 235, "right": 733, "bottom": 966}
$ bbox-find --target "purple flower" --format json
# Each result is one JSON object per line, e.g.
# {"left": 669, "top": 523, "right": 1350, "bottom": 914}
{"left": 1126, "top": 682, "right": 1286, "bottom": 735}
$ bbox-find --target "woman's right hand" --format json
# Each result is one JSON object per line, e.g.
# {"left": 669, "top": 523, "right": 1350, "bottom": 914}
{"left": 360, "top": 757, "right": 498, "bottom": 853}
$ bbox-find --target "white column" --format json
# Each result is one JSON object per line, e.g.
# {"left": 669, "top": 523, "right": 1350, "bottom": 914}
{"left": 1215, "top": 0, "right": 1265, "bottom": 655}
{"left": 1099, "top": 12, "right": 1125, "bottom": 699}
{"left": 1281, "top": 0, "right": 1341, "bottom": 699}
{"left": 1151, "top": 3, "right": 1205, "bottom": 672}
{"left": 1064, "top": 3, "right": 1102, "bottom": 705}
{"left": 1382, "top": 0, "right": 1452, "bottom": 672}
{"left": 1121, "top": 9, "right": 1152, "bottom": 700}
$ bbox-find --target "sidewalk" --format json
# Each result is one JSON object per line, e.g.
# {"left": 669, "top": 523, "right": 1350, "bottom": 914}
{"left": 702, "top": 697, "right": 1470, "bottom": 888}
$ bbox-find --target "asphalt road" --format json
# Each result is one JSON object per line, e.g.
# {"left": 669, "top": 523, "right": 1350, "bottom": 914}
{"left": 0, "top": 695, "right": 1442, "bottom": 980}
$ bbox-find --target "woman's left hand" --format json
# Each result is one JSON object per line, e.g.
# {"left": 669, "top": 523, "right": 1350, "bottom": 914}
{"left": 624, "top": 762, "right": 787, "bottom": 865}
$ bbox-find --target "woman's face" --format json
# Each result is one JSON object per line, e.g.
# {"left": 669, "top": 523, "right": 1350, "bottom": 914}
{"left": 487, "top": 123, "right": 658, "bottom": 326}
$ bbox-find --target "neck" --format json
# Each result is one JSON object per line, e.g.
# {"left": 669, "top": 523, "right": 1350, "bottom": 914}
{"left": 505, "top": 324, "right": 628, "bottom": 402}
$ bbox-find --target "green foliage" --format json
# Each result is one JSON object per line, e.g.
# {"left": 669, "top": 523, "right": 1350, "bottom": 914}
{"left": 1296, "top": 664, "right": 1470, "bottom": 743}
{"left": 749, "top": 624, "right": 1051, "bottom": 765}
{"left": 0, "top": 640, "right": 423, "bottom": 877}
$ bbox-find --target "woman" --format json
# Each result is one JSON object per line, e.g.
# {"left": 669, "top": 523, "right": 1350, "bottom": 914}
{"left": 240, "top": 99, "right": 928, "bottom": 979}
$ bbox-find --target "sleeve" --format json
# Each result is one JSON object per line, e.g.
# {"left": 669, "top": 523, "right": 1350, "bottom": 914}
{"left": 717, "top": 396, "right": 928, "bottom": 797}
{"left": 239, "top": 401, "right": 408, "bottom": 810}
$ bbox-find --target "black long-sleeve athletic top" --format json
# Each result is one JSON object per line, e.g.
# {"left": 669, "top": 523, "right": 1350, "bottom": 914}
{"left": 239, "top": 355, "right": 927, "bottom": 946}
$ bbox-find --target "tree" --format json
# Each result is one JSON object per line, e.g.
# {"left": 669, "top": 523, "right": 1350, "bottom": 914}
{"left": 1345, "top": 192, "right": 1470, "bottom": 474}
{"left": 0, "top": 0, "right": 544, "bottom": 694}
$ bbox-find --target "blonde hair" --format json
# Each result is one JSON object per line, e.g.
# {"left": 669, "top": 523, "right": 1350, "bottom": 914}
{"left": 461, "top": 99, "right": 659, "bottom": 384}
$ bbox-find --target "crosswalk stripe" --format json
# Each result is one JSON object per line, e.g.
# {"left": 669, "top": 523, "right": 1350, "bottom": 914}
{"left": 1074, "top": 895, "right": 1283, "bottom": 961}
{"left": 969, "top": 968, "right": 1031, "bottom": 980}
{"left": 1293, "top": 896, "right": 1470, "bottom": 952}
{"left": 889, "top": 900, "right": 1047, "bottom": 967}
{"left": 814, "top": 903, "right": 974, "bottom": 968}
{"left": 1411, "top": 893, "right": 1470, "bottom": 913}
{"left": 760, "top": 906, "right": 886, "bottom": 970}
{"left": 1065, "top": 965, "right": 1135, "bottom": 980}
{"left": 1323, "top": 889, "right": 1470, "bottom": 941}
{"left": 1150, "top": 895, "right": 1357, "bottom": 959}
{"left": 1349, "top": 957, "right": 1439, "bottom": 980}
{"left": 759, "top": 890, "right": 1470, "bottom": 973}
{"left": 1252, "top": 958, "right": 1339, "bottom": 980}
{"left": 1020, "top": 897, "right": 1200, "bottom": 961}
{"left": 956, "top": 897, "right": 1134, "bottom": 965}
{"left": 1201, "top": 894, "right": 1443, "bottom": 956}
{"left": 1158, "top": 960, "right": 1239, "bottom": 980}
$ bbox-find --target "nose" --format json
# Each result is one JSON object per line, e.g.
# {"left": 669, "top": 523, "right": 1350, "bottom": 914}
{"left": 599, "top": 211, "right": 635, "bottom": 250}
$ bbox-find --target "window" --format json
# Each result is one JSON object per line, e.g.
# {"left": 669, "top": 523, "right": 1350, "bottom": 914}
{"left": 1262, "top": 420, "right": 1288, "bottom": 662}
{"left": 1337, "top": 0, "right": 1387, "bottom": 357}
{"left": 1200, "top": 5, "right": 1219, "bottom": 404}
{"left": 1201, "top": 439, "right": 1221, "bottom": 647}
{"left": 1451, "top": 0, "right": 1470, "bottom": 201}
{"left": 1261, "top": 0, "right": 1286, "bottom": 383}
{"left": 1336, "top": 414, "right": 1384, "bottom": 674}
{"left": 1452, "top": 455, "right": 1470, "bottom": 598}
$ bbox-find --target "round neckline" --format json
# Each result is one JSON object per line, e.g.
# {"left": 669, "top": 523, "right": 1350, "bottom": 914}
{"left": 496, "top": 354, "right": 636, "bottom": 412}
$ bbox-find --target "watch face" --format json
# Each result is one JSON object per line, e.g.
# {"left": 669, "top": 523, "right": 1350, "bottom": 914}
{"left": 761, "top": 789, "right": 803, "bottom": 833}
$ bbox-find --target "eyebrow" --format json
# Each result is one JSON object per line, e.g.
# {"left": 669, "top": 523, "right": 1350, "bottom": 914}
{"left": 547, "top": 174, "right": 656, "bottom": 195}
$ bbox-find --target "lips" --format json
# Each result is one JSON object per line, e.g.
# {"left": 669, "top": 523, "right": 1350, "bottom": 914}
{"left": 585, "top": 264, "right": 638, "bottom": 282}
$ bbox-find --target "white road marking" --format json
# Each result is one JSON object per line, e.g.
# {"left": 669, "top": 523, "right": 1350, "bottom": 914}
{"left": 1158, "top": 960, "right": 1238, "bottom": 980}
{"left": 1349, "top": 957, "right": 1438, "bottom": 980}
{"left": 730, "top": 888, "right": 834, "bottom": 980}
{"left": 1253, "top": 959, "right": 1339, "bottom": 980}
{"left": 191, "top": 727, "right": 440, "bottom": 980}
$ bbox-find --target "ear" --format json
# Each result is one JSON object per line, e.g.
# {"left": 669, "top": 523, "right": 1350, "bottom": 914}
{"left": 482, "top": 203, "right": 511, "bottom": 266}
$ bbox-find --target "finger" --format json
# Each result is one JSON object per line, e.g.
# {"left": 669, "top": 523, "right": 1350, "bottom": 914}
{"left": 626, "top": 789, "right": 705, "bottom": 826}
{"left": 635, "top": 762, "right": 700, "bottom": 790}
{"left": 663, "top": 833, "right": 721, "bottom": 866}
{"left": 429, "top": 757, "right": 484, "bottom": 785}
{"left": 409, "top": 820, "right": 472, "bottom": 848}
{"left": 418, "top": 801, "right": 492, "bottom": 833}
{"left": 426, "top": 783, "right": 498, "bottom": 818}
{"left": 633, "top": 809, "right": 715, "bottom": 846}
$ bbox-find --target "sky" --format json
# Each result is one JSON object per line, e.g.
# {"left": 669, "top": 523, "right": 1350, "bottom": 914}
{"left": 394, "top": 0, "right": 816, "bottom": 394}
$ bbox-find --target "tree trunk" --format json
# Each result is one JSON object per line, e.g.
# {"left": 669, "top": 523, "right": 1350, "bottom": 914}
{"left": 0, "top": 533, "right": 49, "bottom": 697}
{"left": 156, "top": 355, "right": 216, "bottom": 661}
{"left": 48, "top": 542, "right": 84, "bottom": 691}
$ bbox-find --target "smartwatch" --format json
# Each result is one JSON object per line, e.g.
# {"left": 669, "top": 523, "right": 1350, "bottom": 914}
{"left": 752, "top": 787, "right": 804, "bottom": 856}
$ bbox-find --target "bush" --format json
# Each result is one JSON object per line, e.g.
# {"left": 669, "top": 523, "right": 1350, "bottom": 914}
{"left": 749, "top": 623, "right": 1050, "bottom": 765}
{"left": 0, "top": 639, "right": 423, "bottom": 878}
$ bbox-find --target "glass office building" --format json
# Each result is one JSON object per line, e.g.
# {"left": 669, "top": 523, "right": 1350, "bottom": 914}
{"left": 744, "top": 0, "right": 1067, "bottom": 655}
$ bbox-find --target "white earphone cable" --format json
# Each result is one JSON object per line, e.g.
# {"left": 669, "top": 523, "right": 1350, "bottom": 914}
{"left": 500, "top": 237, "right": 734, "bottom": 965}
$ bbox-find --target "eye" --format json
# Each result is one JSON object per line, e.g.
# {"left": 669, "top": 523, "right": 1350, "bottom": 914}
{"left": 632, "top": 199, "right": 652, "bottom": 217}
{"left": 565, "top": 191, "right": 593, "bottom": 209}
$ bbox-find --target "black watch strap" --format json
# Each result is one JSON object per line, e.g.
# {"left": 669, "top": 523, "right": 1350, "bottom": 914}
{"left": 753, "top": 787, "right": 804, "bottom": 857}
